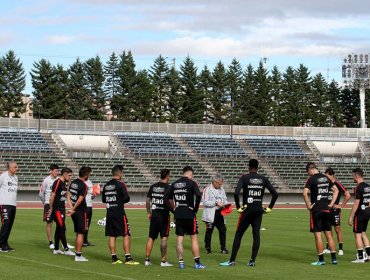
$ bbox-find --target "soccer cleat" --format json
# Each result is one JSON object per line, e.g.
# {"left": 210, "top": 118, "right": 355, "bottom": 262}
{"left": 323, "top": 249, "right": 330, "bottom": 254}
{"left": 352, "top": 258, "right": 365, "bottom": 263}
{"left": 125, "top": 260, "right": 140, "bottom": 265}
{"left": 194, "top": 263, "right": 206, "bottom": 269}
{"left": 53, "top": 249, "right": 64, "bottom": 255}
{"left": 331, "top": 259, "right": 338, "bottom": 265}
{"left": 67, "top": 243, "right": 74, "bottom": 249}
{"left": 206, "top": 248, "right": 211, "bottom": 254}
{"left": 160, "top": 261, "right": 173, "bottom": 267}
{"left": 338, "top": 250, "right": 344, "bottom": 256}
{"left": 178, "top": 262, "right": 185, "bottom": 269}
{"left": 0, "top": 247, "right": 9, "bottom": 253}
{"left": 311, "top": 261, "right": 325, "bottom": 266}
{"left": 6, "top": 246, "right": 15, "bottom": 252}
{"left": 83, "top": 242, "right": 95, "bottom": 247}
{"left": 144, "top": 260, "right": 152, "bottom": 266}
{"left": 219, "top": 261, "right": 235, "bottom": 266}
{"left": 75, "top": 255, "right": 89, "bottom": 262}
{"left": 220, "top": 249, "right": 229, "bottom": 254}
{"left": 112, "top": 259, "right": 123, "bottom": 265}
{"left": 1, "top": 246, "right": 14, "bottom": 252}
{"left": 49, "top": 243, "right": 55, "bottom": 250}
{"left": 248, "top": 261, "right": 256, "bottom": 267}
{"left": 63, "top": 250, "right": 75, "bottom": 256}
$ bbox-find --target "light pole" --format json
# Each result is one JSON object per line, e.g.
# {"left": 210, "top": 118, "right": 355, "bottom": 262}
{"left": 342, "top": 53, "right": 370, "bottom": 128}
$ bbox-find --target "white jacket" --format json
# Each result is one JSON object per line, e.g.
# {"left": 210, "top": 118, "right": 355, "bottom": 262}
{"left": 201, "top": 183, "right": 228, "bottom": 223}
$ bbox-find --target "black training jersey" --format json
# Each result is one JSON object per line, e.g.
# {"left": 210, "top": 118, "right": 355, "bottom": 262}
{"left": 69, "top": 178, "right": 88, "bottom": 211}
{"left": 328, "top": 180, "right": 348, "bottom": 205}
{"left": 234, "top": 172, "right": 278, "bottom": 209}
{"left": 355, "top": 182, "right": 370, "bottom": 214}
{"left": 164, "top": 177, "right": 201, "bottom": 219}
{"left": 102, "top": 179, "right": 130, "bottom": 217}
{"left": 147, "top": 182, "right": 170, "bottom": 215}
{"left": 51, "top": 179, "right": 67, "bottom": 210}
{"left": 305, "top": 173, "right": 333, "bottom": 211}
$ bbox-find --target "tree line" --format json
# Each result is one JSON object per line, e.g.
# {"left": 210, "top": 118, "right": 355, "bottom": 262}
{"left": 0, "top": 50, "right": 366, "bottom": 127}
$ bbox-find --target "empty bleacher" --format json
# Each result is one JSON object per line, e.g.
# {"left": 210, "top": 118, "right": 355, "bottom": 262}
{"left": 0, "top": 130, "right": 52, "bottom": 152}
{"left": 246, "top": 138, "right": 306, "bottom": 157}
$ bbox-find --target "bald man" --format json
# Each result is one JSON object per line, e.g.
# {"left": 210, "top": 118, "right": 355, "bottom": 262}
{"left": 0, "top": 162, "right": 19, "bottom": 252}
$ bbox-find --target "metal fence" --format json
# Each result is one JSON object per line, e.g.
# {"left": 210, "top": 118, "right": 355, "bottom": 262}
{"left": 1, "top": 117, "right": 370, "bottom": 139}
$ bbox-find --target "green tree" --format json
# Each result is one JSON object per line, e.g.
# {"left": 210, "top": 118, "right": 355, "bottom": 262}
{"left": 104, "top": 52, "right": 120, "bottom": 98}
{"left": 294, "top": 64, "right": 312, "bottom": 125}
{"left": 339, "top": 88, "right": 360, "bottom": 127}
{"left": 84, "top": 56, "right": 107, "bottom": 120}
{"left": 178, "top": 56, "right": 203, "bottom": 123}
{"left": 327, "top": 80, "right": 342, "bottom": 127}
{"left": 210, "top": 61, "right": 228, "bottom": 124}
{"left": 270, "top": 66, "right": 284, "bottom": 125}
{"left": 281, "top": 66, "right": 298, "bottom": 126}
{"left": 253, "top": 61, "right": 271, "bottom": 125}
{"left": 310, "top": 73, "right": 329, "bottom": 126}
{"left": 226, "top": 58, "right": 243, "bottom": 125}
{"left": 131, "top": 70, "right": 154, "bottom": 122}
{"left": 167, "top": 66, "right": 181, "bottom": 123}
{"left": 199, "top": 66, "right": 213, "bottom": 123}
{"left": 237, "top": 64, "right": 255, "bottom": 125}
{"left": 0, "top": 50, "right": 26, "bottom": 117}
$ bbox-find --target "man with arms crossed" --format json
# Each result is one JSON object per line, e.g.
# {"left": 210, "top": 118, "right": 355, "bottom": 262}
{"left": 324, "top": 167, "right": 351, "bottom": 255}
{"left": 303, "top": 162, "right": 339, "bottom": 266}
{"left": 164, "top": 166, "right": 205, "bottom": 269}
{"left": 348, "top": 168, "right": 370, "bottom": 263}
{"left": 0, "top": 162, "right": 19, "bottom": 252}
{"left": 144, "top": 169, "right": 173, "bottom": 267}
{"left": 102, "top": 165, "right": 139, "bottom": 265}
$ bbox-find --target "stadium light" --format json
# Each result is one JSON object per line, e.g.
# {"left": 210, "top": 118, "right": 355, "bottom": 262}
{"left": 342, "top": 53, "right": 370, "bottom": 128}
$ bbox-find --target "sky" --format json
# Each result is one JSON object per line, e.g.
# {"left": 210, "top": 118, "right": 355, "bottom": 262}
{"left": 1, "top": 0, "right": 370, "bottom": 95}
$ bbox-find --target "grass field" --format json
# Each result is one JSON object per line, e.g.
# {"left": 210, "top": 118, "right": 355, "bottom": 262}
{"left": 0, "top": 208, "right": 369, "bottom": 280}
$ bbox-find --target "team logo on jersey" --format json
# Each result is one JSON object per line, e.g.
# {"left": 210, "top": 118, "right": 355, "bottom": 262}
{"left": 250, "top": 178, "right": 263, "bottom": 184}
{"left": 153, "top": 187, "right": 165, "bottom": 192}
{"left": 248, "top": 197, "right": 254, "bottom": 203}
{"left": 362, "top": 205, "right": 366, "bottom": 210}
{"left": 318, "top": 177, "right": 328, "bottom": 183}
{"left": 174, "top": 182, "right": 186, "bottom": 189}
{"left": 104, "top": 185, "right": 115, "bottom": 191}
{"left": 3, "top": 209, "right": 7, "bottom": 213}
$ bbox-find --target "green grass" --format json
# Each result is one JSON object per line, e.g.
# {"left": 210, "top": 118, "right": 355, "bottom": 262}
{"left": 0, "top": 208, "right": 368, "bottom": 279}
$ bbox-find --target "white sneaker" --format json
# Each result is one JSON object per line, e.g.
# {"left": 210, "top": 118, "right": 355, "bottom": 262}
{"left": 64, "top": 250, "right": 75, "bottom": 256}
{"left": 67, "top": 243, "right": 74, "bottom": 249}
{"left": 49, "top": 243, "right": 55, "bottom": 250}
{"left": 323, "top": 249, "right": 330, "bottom": 254}
{"left": 53, "top": 250, "right": 64, "bottom": 255}
{"left": 144, "top": 260, "right": 152, "bottom": 266}
{"left": 338, "top": 250, "right": 344, "bottom": 256}
{"left": 352, "top": 258, "right": 365, "bottom": 263}
{"left": 160, "top": 261, "right": 173, "bottom": 267}
{"left": 75, "top": 255, "right": 89, "bottom": 262}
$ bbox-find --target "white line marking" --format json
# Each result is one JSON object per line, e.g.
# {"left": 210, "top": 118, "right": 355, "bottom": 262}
{"left": 0, "top": 254, "right": 136, "bottom": 280}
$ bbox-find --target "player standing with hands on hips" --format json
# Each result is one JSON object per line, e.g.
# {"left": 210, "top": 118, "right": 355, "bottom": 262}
{"left": 220, "top": 159, "right": 278, "bottom": 267}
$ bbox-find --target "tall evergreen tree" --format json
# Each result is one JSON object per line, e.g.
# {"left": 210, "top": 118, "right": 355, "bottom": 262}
{"left": 270, "top": 66, "right": 284, "bottom": 125}
{"left": 339, "top": 88, "right": 360, "bottom": 127}
{"left": 253, "top": 61, "right": 271, "bottom": 125}
{"left": 281, "top": 66, "right": 298, "bottom": 126}
{"left": 53, "top": 64, "right": 69, "bottom": 119}
{"left": 0, "top": 50, "right": 26, "bottom": 117}
{"left": 238, "top": 64, "right": 255, "bottom": 125}
{"left": 130, "top": 70, "right": 154, "bottom": 122}
{"left": 294, "top": 64, "right": 312, "bottom": 125}
{"left": 310, "top": 73, "right": 329, "bottom": 126}
{"left": 104, "top": 52, "right": 120, "bottom": 98}
{"left": 149, "top": 55, "right": 170, "bottom": 122}
{"left": 327, "top": 80, "right": 342, "bottom": 127}
{"left": 210, "top": 61, "right": 228, "bottom": 124}
{"left": 167, "top": 66, "right": 181, "bottom": 123}
{"left": 226, "top": 58, "right": 243, "bottom": 125}
{"left": 178, "top": 56, "right": 203, "bottom": 123}
{"left": 84, "top": 56, "right": 107, "bottom": 120}
{"left": 199, "top": 66, "right": 213, "bottom": 123}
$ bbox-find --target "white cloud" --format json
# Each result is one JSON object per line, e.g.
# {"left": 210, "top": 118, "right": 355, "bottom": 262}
{"left": 46, "top": 35, "right": 76, "bottom": 44}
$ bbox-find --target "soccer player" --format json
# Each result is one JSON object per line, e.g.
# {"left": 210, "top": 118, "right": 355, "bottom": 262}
{"left": 102, "top": 165, "right": 139, "bottom": 265}
{"left": 67, "top": 166, "right": 91, "bottom": 262}
{"left": 220, "top": 159, "right": 278, "bottom": 267}
{"left": 83, "top": 175, "right": 95, "bottom": 247}
{"left": 323, "top": 167, "right": 351, "bottom": 255}
{"left": 39, "top": 164, "right": 59, "bottom": 250}
{"left": 202, "top": 174, "right": 229, "bottom": 254}
{"left": 348, "top": 168, "right": 370, "bottom": 263}
{"left": 49, "top": 168, "right": 75, "bottom": 256}
{"left": 164, "top": 166, "right": 205, "bottom": 270}
{"left": 144, "top": 169, "right": 173, "bottom": 267}
{"left": 0, "top": 161, "right": 19, "bottom": 252}
{"left": 303, "top": 162, "right": 339, "bottom": 266}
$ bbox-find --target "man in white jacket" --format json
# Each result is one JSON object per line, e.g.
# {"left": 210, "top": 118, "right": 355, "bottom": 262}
{"left": 202, "top": 174, "right": 229, "bottom": 254}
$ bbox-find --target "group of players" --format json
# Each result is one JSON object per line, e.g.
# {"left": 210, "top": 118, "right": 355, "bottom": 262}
{"left": 0, "top": 158, "right": 370, "bottom": 268}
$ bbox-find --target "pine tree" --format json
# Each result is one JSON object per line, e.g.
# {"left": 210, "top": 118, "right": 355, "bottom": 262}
{"left": 104, "top": 52, "right": 120, "bottom": 98}
{"left": 178, "top": 56, "right": 203, "bottom": 123}
{"left": 253, "top": 61, "right": 271, "bottom": 125}
{"left": 310, "top": 73, "right": 329, "bottom": 126}
{"left": 53, "top": 64, "right": 69, "bottom": 119}
{"left": 270, "top": 66, "right": 284, "bottom": 125}
{"left": 226, "top": 58, "right": 243, "bottom": 125}
{"left": 131, "top": 70, "right": 154, "bottom": 122}
{"left": 199, "top": 66, "right": 213, "bottom": 123}
{"left": 0, "top": 50, "right": 26, "bottom": 117}
{"left": 149, "top": 55, "right": 170, "bottom": 122}
{"left": 327, "top": 80, "right": 342, "bottom": 127}
{"left": 210, "top": 61, "right": 228, "bottom": 124}
{"left": 167, "top": 66, "right": 181, "bottom": 123}
{"left": 281, "top": 66, "right": 298, "bottom": 126}
{"left": 339, "top": 87, "right": 360, "bottom": 127}
{"left": 84, "top": 56, "right": 107, "bottom": 120}
{"left": 294, "top": 64, "right": 312, "bottom": 126}
{"left": 238, "top": 64, "right": 255, "bottom": 125}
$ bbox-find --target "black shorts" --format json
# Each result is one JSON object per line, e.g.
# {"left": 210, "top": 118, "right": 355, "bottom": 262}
{"left": 353, "top": 209, "right": 370, "bottom": 233}
{"left": 105, "top": 213, "right": 131, "bottom": 237}
{"left": 43, "top": 204, "right": 52, "bottom": 223}
{"left": 310, "top": 210, "right": 331, "bottom": 232}
{"left": 52, "top": 208, "right": 66, "bottom": 230}
{"left": 330, "top": 208, "right": 341, "bottom": 226}
{"left": 71, "top": 210, "right": 87, "bottom": 234}
{"left": 175, "top": 217, "right": 199, "bottom": 236}
{"left": 149, "top": 212, "right": 170, "bottom": 240}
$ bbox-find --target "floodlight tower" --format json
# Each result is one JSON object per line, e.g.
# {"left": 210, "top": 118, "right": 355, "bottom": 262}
{"left": 342, "top": 53, "right": 370, "bottom": 128}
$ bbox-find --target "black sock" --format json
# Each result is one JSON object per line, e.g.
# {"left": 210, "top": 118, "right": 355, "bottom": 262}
{"left": 194, "top": 257, "right": 200, "bottom": 264}
{"left": 331, "top": 252, "right": 336, "bottom": 260}
{"left": 125, "top": 254, "right": 132, "bottom": 261}
{"left": 145, "top": 257, "right": 150, "bottom": 262}
{"left": 339, "top": 243, "right": 343, "bottom": 250}
{"left": 365, "top": 247, "right": 370, "bottom": 256}
{"left": 49, "top": 241, "right": 53, "bottom": 245}
{"left": 318, "top": 253, "right": 324, "bottom": 262}
{"left": 112, "top": 254, "right": 118, "bottom": 261}
{"left": 76, "top": 252, "right": 81, "bottom": 257}
{"left": 358, "top": 249, "right": 364, "bottom": 259}
{"left": 326, "top": 243, "right": 329, "bottom": 250}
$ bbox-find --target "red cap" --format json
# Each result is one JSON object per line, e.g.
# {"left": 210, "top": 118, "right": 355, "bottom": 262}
{"left": 221, "top": 204, "right": 232, "bottom": 216}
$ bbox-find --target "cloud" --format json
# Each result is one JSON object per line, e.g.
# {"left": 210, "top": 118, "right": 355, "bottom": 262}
{"left": 44, "top": 34, "right": 99, "bottom": 45}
